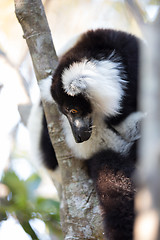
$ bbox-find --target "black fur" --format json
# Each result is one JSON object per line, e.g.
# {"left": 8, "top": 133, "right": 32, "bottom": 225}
{"left": 51, "top": 29, "right": 139, "bottom": 125}
{"left": 87, "top": 143, "right": 137, "bottom": 240}
{"left": 40, "top": 110, "right": 58, "bottom": 170}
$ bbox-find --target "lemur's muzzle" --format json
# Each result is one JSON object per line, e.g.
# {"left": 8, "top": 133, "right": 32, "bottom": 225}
{"left": 68, "top": 116, "right": 92, "bottom": 143}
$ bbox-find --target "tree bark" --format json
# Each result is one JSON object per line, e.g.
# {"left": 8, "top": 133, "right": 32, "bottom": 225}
{"left": 14, "top": 0, "right": 104, "bottom": 239}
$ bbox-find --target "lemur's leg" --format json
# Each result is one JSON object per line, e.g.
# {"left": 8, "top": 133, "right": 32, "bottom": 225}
{"left": 87, "top": 148, "right": 136, "bottom": 240}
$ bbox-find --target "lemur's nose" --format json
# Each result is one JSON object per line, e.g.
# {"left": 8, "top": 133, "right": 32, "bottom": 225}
{"left": 68, "top": 116, "right": 92, "bottom": 143}
{"left": 76, "top": 131, "right": 90, "bottom": 143}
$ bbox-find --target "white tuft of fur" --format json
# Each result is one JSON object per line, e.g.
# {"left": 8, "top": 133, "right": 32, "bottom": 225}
{"left": 114, "top": 111, "right": 146, "bottom": 142}
{"left": 39, "top": 75, "right": 54, "bottom": 103}
{"left": 27, "top": 101, "right": 44, "bottom": 169}
{"left": 61, "top": 113, "right": 133, "bottom": 160}
{"left": 62, "top": 58, "right": 126, "bottom": 117}
{"left": 28, "top": 101, "right": 61, "bottom": 183}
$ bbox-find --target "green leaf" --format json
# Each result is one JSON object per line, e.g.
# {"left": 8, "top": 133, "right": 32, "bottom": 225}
{"left": 0, "top": 211, "right": 7, "bottom": 221}
{"left": 25, "top": 173, "right": 41, "bottom": 200}
{"left": 36, "top": 197, "right": 60, "bottom": 215}
{"left": 2, "top": 171, "right": 28, "bottom": 208}
{"left": 18, "top": 218, "right": 39, "bottom": 240}
{"left": 1, "top": 170, "right": 62, "bottom": 238}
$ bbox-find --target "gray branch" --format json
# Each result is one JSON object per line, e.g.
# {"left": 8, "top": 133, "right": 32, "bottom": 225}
{"left": 125, "top": 1, "right": 160, "bottom": 239}
{"left": 125, "top": 0, "right": 147, "bottom": 36}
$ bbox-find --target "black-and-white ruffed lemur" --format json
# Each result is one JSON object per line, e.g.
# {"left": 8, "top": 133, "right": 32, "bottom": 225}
{"left": 28, "top": 29, "right": 145, "bottom": 240}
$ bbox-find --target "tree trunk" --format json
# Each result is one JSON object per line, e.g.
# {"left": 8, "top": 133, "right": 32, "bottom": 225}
{"left": 14, "top": 0, "right": 104, "bottom": 239}
{"left": 125, "top": 1, "right": 160, "bottom": 239}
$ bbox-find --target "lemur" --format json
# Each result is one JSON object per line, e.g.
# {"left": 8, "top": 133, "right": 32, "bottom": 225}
{"left": 28, "top": 29, "right": 144, "bottom": 240}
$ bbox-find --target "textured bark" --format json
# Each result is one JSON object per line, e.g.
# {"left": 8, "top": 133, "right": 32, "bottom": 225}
{"left": 14, "top": 0, "right": 104, "bottom": 239}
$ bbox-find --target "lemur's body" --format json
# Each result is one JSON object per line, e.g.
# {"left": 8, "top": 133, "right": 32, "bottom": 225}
{"left": 29, "top": 29, "right": 144, "bottom": 240}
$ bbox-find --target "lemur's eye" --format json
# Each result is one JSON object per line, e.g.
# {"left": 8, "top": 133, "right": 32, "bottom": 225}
{"left": 70, "top": 109, "right": 78, "bottom": 114}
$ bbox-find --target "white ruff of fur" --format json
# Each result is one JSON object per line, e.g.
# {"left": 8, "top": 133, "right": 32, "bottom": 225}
{"left": 62, "top": 58, "right": 126, "bottom": 117}
{"left": 39, "top": 75, "right": 54, "bottom": 103}
{"left": 114, "top": 111, "right": 145, "bottom": 142}
{"left": 27, "top": 101, "right": 44, "bottom": 168}
{"left": 28, "top": 102, "right": 61, "bottom": 182}
{"left": 61, "top": 114, "right": 133, "bottom": 160}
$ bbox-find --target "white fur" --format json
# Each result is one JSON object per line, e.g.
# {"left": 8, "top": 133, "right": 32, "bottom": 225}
{"left": 27, "top": 101, "right": 44, "bottom": 168}
{"left": 62, "top": 58, "right": 126, "bottom": 117}
{"left": 39, "top": 75, "right": 54, "bottom": 103}
{"left": 114, "top": 111, "right": 146, "bottom": 142}
{"left": 28, "top": 102, "right": 61, "bottom": 183}
{"left": 61, "top": 113, "right": 133, "bottom": 160}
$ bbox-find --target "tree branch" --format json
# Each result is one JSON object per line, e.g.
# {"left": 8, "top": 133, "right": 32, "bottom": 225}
{"left": 134, "top": 23, "right": 160, "bottom": 239}
{"left": 154, "top": 7, "right": 160, "bottom": 27}
{"left": 14, "top": 0, "right": 104, "bottom": 239}
{"left": 124, "top": 1, "right": 160, "bottom": 239}
{"left": 125, "top": 0, "right": 147, "bottom": 35}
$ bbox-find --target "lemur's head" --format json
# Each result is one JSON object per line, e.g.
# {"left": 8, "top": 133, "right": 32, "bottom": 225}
{"left": 51, "top": 62, "right": 93, "bottom": 143}
{"left": 50, "top": 58, "right": 124, "bottom": 144}
{"left": 59, "top": 94, "right": 92, "bottom": 143}
{"left": 53, "top": 91, "right": 93, "bottom": 143}
{"left": 41, "top": 30, "right": 127, "bottom": 144}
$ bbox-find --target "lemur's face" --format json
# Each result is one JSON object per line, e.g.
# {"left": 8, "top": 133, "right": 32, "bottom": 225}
{"left": 63, "top": 106, "right": 92, "bottom": 143}
{"left": 59, "top": 94, "right": 93, "bottom": 143}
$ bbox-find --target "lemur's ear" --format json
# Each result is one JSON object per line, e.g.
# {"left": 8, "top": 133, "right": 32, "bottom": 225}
{"left": 39, "top": 76, "right": 54, "bottom": 103}
{"left": 62, "top": 60, "right": 91, "bottom": 96}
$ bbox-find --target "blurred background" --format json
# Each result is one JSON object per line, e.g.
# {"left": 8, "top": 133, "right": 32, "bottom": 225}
{"left": 0, "top": 0, "right": 159, "bottom": 239}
